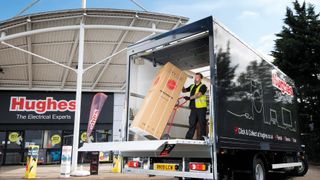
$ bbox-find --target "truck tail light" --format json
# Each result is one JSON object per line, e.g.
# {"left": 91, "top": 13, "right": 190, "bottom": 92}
{"left": 128, "top": 161, "right": 141, "bottom": 168}
{"left": 189, "top": 163, "right": 207, "bottom": 171}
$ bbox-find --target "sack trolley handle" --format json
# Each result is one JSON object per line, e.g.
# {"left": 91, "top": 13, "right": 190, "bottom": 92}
{"left": 165, "top": 97, "right": 189, "bottom": 136}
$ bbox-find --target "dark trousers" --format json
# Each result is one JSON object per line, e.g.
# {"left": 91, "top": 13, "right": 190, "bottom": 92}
{"left": 185, "top": 108, "right": 207, "bottom": 140}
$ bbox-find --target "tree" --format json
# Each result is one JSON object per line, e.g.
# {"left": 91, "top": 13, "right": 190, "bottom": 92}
{"left": 272, "top": 0, "right": 320, "bottom": 121}
{"left": 272, "top": 0, "right": 320, "bottom": 161}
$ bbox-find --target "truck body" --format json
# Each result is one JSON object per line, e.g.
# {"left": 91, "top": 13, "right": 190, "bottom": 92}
{"left": 80, "top": 16, "right": 308, "bottom": 179}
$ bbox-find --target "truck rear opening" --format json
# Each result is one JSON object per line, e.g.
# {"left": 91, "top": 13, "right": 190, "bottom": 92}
{"left": 127, "top": 31, "right": 212, "bottom": 141}
{"left": 79, "top": 16, "right": 308, "bottom": 180}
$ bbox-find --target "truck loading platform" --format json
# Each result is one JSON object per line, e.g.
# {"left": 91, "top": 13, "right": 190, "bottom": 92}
{"left": 79, "top": 139, "right": 212, "bottom": 158}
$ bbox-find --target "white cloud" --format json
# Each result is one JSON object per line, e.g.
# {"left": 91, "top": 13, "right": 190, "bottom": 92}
{"left": 256, "top": 34, "right": 276, "bottom": 55}
{"left": 239, "top": 10, "right": 260, "bottom": 18}
{"left": 240, "top": 0, "right": 289, "bottom": 16}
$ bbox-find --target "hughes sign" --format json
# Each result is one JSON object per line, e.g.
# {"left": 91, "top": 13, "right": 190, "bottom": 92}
{"left": 10, "top": 97, "right": 76, "bottom": 114}
{"left": 0, "top": 91, "right": 113, "bottom": 124}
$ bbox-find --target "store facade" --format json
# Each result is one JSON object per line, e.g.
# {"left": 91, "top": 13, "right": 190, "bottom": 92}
{"left": 0, "top": 91, "right": 114, "bottom": 165}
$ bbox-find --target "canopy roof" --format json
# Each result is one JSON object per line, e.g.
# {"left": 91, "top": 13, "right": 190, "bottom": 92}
{"left": 0, "top": 8, "right": 188, "bottom": 92}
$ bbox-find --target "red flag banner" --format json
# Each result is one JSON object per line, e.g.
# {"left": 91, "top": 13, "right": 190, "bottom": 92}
{"left": 86, "top": 93, "right": 108, "bottom": 142}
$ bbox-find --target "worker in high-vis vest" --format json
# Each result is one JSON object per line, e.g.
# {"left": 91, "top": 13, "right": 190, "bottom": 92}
{"left": 182, "top": 72, "right": 207, "bottom": 140}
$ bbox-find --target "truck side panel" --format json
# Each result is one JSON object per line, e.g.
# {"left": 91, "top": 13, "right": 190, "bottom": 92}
{"left": 213, "top": 21, "right": 300, "bottom": 152}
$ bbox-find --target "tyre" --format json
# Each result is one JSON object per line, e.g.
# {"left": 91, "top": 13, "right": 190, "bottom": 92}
{"left": 289, "top": 157, "right": 308, "bottom": 176}
{"left": 249, "top": 157, "right": 266, "bottom": 180}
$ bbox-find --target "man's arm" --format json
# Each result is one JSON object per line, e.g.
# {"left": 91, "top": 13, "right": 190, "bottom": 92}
{"left": 190, "top": 92, "right": 202, "bottom": 100}
{"left": 182, "top": 85, "right": 191, "bottom": 93}
{"left": 190, "top": 85, "right": 207, "bottom": 100}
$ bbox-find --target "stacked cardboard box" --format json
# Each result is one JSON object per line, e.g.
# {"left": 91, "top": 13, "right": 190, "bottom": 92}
{"left": 130, "top": 62, "right": 187, "bottom": 139}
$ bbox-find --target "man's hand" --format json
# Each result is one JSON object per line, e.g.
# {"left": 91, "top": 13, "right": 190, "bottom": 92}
{"left": 182, "top": 87, "right": 187, "bottom": 93}
{"left": 192, "top": 92, "right": 203, "bottom": 99}
{"left": 184, "top": 96, "right": 190, "bottom": 100}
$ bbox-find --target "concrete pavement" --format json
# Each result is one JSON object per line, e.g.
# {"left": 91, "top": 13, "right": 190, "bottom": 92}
{"left": 0, "top": 164, "right": 319, "bottom": 179}
{"left": 0, "top": 164, "right": 174, "bottom": 180}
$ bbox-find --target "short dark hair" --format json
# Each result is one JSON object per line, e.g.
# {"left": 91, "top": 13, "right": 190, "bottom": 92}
{"left": 195, "top": 73, "right": 203, "bottom": 79}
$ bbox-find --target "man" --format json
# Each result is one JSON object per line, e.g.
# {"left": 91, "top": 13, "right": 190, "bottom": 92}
{"left": 182, "top": 73, "right": 207, "bottom": 140}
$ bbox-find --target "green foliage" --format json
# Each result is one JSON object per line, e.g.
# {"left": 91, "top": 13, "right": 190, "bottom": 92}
{"left": 272, "top": 0, "right": 320, "bottom": 162}
{"left": 273, "top": 0, "right": 320, "bottom": 118}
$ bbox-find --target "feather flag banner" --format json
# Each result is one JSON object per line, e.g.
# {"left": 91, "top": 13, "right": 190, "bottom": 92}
{"left": 86, "top": 93, "right": 108, "bottom": 142}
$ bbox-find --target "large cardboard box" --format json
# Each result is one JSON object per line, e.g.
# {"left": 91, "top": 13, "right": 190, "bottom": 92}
{"left": 130, "top": 62, "right": 187, "bottom": 139}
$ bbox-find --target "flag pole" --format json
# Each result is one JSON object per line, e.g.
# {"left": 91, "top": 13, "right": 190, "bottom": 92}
{"left": 70, "top": 0, "right": 86, "bottom": 173}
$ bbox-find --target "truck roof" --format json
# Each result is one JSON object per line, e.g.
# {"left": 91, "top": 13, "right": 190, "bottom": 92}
{"left": 128, "top": 16, "right": 295, "bottom": 85}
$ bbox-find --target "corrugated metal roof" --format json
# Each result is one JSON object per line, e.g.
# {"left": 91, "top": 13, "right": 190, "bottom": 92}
{"left": 0, "top": 8, "right": 188, "bottom": 92}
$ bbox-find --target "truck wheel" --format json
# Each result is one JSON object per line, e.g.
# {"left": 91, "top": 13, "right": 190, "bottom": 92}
{"left": 250, "top": 157, "right": 266, "bottom": 180}
{"left": 290, "top": 157, "right": 308, "bottom": 176}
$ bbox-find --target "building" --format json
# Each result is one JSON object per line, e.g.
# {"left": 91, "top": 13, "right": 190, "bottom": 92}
{"left": 0, "top": 8, "right": 188, "bottom": 165}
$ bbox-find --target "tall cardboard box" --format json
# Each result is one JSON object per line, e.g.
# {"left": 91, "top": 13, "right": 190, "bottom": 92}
{"left": 130, "top": 62, "right": 187, "bottom": 139}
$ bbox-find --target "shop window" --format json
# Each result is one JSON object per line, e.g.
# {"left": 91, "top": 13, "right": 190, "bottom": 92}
{"left": 25, "top": 130, "right": 43, "bottom": 148}
{"left": 95, "top": 130, "right": 111, "bottom": 142}
{"left": 0, "top": 132, "right": 5, "bottom": 146}
{"left": 5, "top": 152, "right": 21, "bottom": 164}
{"left": 0, "top": 132, "right": 5, "bottom": 165}
{"left": 62, "top": 130, "right": 73, "bottom": 146}
{"left": 47, "top": 149, "right": 61, "bottom": 164}
{"left": 7, "top": 131, "right": 23, "bottom": 149}
{"left": 79, "top": 131, "right": 94, "bottom": 147}
{"left": 38, "top": 149, "right": 46, "bottom": 164}
{"left": 43, "top": 130, "right": 62, "bottom": 149}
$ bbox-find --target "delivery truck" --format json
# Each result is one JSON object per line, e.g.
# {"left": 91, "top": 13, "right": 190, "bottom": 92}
{"left": 79, "top": 16, "right": 308, "bottom": 180}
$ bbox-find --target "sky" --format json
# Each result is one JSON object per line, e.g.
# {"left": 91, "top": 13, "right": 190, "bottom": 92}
{"left": 0, "top": 0, "right": 319, "bottom": 58}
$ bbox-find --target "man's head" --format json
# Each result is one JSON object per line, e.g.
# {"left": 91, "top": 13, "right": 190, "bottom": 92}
{"left": 194, "top": 73, "right": 203, "bottom": 84}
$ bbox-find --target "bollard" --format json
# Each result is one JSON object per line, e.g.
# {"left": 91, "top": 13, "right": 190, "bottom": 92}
{"left": 24, "top": 145, "right": 39, "bottom": 179}
{"left": 111, "top": 154, "right": 122, "bottom": 173}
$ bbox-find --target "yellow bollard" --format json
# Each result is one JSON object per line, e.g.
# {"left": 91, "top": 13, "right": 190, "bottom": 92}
{"left": 111, "top": 154, "right": 122, "bottom": 173}
{"left": 24, "top": 145, "right": 39, "bottom": 179}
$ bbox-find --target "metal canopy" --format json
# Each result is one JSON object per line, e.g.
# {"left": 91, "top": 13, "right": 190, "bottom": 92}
{"left": 0, "top": 8, "right": 188, "bottom": 92}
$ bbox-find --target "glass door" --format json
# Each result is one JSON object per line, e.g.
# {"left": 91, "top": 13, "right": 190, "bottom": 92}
{"left": 24, "top": 130, "right": 44, "bottom": 164}
{"left": 62, "top": 130, "right": 73, "bottom": 146}
{"left": 44, "top": 130, "right": 62, "bottom": 164}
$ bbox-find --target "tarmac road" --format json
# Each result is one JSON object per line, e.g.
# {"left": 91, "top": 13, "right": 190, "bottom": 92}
{"left": 268, "top": 165, "right": 320, "bottom": 180}
{"left": 0, "top": 164, "right": 319, "bottom": 179}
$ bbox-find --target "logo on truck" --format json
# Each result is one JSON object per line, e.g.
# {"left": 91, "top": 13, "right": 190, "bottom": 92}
{"left": 9, "top": 97, "right": 76, "bottom": 114}
{"left": 272, "top": 71, "right": 293, "bottom": 96}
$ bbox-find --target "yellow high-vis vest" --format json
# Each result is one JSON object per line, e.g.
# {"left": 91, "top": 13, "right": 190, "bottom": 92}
{"left": 190, "top": 84, "right": 207, "bottom": 108}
